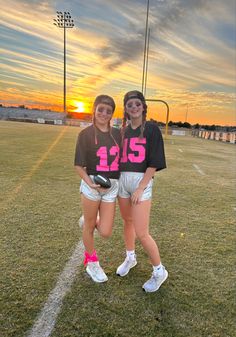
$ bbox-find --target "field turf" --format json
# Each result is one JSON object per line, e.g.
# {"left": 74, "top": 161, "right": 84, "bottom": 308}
{"left": 0, "top": 121, "right": 235, "bottom": 337}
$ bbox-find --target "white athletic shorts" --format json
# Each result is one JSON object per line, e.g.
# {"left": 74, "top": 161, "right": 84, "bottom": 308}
{"left": 118, "top": 172, "right": 153, "bottom": 201}
{"left": 80, "top": 175, "right": 119, "bottom": 202}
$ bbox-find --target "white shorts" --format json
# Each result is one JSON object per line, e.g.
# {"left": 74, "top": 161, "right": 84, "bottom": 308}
{"left": 80, "top": 176, "right": 119, "bottom": 202}
{"left": 118, "top": 172, "right": 153, "bottom": 201}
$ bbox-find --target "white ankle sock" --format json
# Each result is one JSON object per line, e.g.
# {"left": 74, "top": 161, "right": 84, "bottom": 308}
{"left": 153, "top": 263, "right": 163, "bottom": 275}
{"left": 126, "top": 250, "right": 136, "bottom": 260}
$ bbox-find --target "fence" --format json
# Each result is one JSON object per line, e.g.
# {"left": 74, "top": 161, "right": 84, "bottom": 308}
{"left": 192, "top": 130, "right": 236, "bottom": 144}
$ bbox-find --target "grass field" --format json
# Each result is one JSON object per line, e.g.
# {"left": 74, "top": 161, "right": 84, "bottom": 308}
{"left": 0, "top": 120, "right": 235, "bottom": 337}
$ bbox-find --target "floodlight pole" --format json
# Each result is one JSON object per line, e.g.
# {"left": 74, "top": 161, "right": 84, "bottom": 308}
{"left": 142, "top": 0, "right": 150, "bottom": 94}
{"left": 141, "top": 2, "right": 170, "bottom": 137}
{"left": 185, "top": 103, "right": 189, "bottom": 123}
{"left": 64, "top": 24, "right": 66, "bottom": 114}
{"left": 53, "top": 11, "right": 74, "bottom": 114}
{"left": 144, "top": 28, "right": 150, "bottom": 97}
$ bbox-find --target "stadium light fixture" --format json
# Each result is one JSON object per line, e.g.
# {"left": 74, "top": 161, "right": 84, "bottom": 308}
{"left": 53, "top": 11, "right": 74, "bottom": 114}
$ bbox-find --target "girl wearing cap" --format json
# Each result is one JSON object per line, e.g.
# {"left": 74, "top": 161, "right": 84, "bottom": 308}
{"left": 116, "top": 90, "right": 168, "bottom": 292}
{"left": 74, "top": 95, "right": 121, "bottom": 283}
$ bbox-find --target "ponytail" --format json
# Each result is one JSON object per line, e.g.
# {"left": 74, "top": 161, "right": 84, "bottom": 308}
{"left": 139, "top": 111, "right": 147, "bottom": 139}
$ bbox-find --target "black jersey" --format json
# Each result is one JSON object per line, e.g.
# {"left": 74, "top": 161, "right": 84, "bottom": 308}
{"left": 74, "top": 125, "right": 121, "bottom": 179}
{"left": 119, "top": 121, "right": 166, "bottom": 172}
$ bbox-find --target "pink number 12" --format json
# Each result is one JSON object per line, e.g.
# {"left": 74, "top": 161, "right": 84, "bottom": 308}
{"left": 96, "top": 146, "right": 119, "bottom": 171}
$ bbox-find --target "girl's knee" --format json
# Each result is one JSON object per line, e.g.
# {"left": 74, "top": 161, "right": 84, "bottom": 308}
{"left": 84, "top": 219, "right": 96, "bottom": 232}
{"left": 98, "top": 220, "right": 113, "bottom": 238}
{"left": 99, "top": 228, "right": 112, "bottom": 238}
{"left": 123, "top": 217, "right": 133, "bottom": 226}
{"left": 136, "top": 232, "right": 150, "bottom": 243}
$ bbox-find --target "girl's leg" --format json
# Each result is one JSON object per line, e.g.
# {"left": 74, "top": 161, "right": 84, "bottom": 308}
{"left": 132, "top": 200, "right": 161, "bottom": 266}
{"left": 116, "top": 197, "right": 137, "bottom": 277}
{"left": 118, "top": 197, "right": 136, "bottom": 250}
{"left": 133, "top": 200, "right": 168, "bottom": 292}
{"left": 81, "top": 195, "right": 109, "bottom": 284}
{"left": 97, "top": 201, "right": 116, "bottom": 238}
{"left": 81, "top": 194, "right": 100, "bottom": 255}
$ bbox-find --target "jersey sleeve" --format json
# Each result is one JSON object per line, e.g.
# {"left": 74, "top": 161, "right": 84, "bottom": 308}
{"left": 147, "top": 125, "right": 166, "bottom": 171}
{"left": 74, "top": 130, "right": 88, "bottom": 167}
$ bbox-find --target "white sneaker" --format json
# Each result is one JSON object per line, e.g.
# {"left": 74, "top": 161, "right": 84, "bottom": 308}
{"left": 142, "top": 267, "right": 168, "bottom": 292}
{"left": 86, "top": 261, "right": 108, "bottom": 283}
{"left": 78, "top": 215, "right": 84, "bottom": 229}
{"left": 116, "top": 256, "right": 137, "bottom": 277}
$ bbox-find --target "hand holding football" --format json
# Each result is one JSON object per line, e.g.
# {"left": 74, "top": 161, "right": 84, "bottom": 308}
{"left": 93, "top": 175, "right": 111, "bottom": 188}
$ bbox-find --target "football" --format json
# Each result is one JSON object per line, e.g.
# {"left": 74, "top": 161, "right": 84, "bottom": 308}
{"left": 93, "top": 175, "right": 111, "bottom": 188}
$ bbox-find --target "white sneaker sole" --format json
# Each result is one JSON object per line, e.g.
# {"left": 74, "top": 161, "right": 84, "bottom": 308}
{"left": 142, "top": 270, "right": 168, "bottom": 293}
{"left": 86, "top": 267, "right": 108, "bottom": 283}
{"left": 116, "top": 260, "right": 137, "bottom": 277}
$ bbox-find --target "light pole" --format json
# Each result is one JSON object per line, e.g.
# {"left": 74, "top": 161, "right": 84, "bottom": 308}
{"left": 53, "top": 11, "right": 74, "bottom": 114}
{"left": 141, "top": 1, "right": 170, "bottom": 137}
{"left": 185, "top": 103, "right": 189, "bottom": 123}
{"left": 142, "top": 0, "right": 150, "bottom": 94}
{"left": 144, "top": 28, "right": 150, "bottom": 97}
{"left": 141, "top": 1, "right": 153, "bottom": 96}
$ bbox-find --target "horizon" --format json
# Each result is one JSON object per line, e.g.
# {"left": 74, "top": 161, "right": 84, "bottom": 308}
{"left": 1, "top": 0, "right": 236, "bottom": 126}
{"left": 1, "top": 105, "right": 235, "bottom": 128}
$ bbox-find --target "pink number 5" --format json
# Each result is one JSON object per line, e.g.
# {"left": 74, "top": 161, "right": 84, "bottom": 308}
{"left": 121, "top": 137, "right": 146, "bottom": 163}
{"left": 129, "top": 138, "right": 146, "bottom": 163}
{"left": 96, "top": 146, "right": 119, "bottom": 171}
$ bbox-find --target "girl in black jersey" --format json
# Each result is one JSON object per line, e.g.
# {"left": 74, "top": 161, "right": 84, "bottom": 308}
{"left": 116, "top": 90, "right": 168, "bottom": 292}
{"left": 74, "top": 95, "right": 121, "bottom": 283}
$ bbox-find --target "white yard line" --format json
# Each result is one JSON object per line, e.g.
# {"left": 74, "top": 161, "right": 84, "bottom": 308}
{"left": 27, "top": 240, "right": 84, "bottom": 337}
{"left": 178, "top": 148, "right": 183, "bottom": 153}
{"left": 193, "top": 164, "right": 205, "bottom": 175}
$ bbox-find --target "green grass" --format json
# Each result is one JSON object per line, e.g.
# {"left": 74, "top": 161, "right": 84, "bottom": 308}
{"left": 0, "top": 121, "right": 235, "bottom": 337}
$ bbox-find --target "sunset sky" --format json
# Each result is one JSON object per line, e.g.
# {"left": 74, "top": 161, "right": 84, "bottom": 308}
{"left": 0, "top": 0, "right": 235, "bottom": 125}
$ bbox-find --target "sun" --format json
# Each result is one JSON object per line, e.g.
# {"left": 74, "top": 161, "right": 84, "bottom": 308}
{"left": 73, "top": 101, "right": 85, "bottom": 113}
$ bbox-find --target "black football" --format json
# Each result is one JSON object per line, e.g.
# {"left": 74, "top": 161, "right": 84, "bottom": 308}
{"left": 93, "top": 175, "right": 111, "bottom": 188}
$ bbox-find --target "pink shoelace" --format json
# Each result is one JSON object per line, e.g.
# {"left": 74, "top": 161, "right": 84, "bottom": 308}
{"left": 84, "top": 250, "right": 99, "bottom": 266}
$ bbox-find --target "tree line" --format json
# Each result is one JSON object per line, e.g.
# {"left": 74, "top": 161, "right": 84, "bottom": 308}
{"left": 150, "top": 119, "right": 235, "bottom": 132}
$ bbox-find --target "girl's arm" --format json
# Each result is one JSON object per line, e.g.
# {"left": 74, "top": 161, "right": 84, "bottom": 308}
{"left": 75, "top": 165, "right": 100, "bottom": 189}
